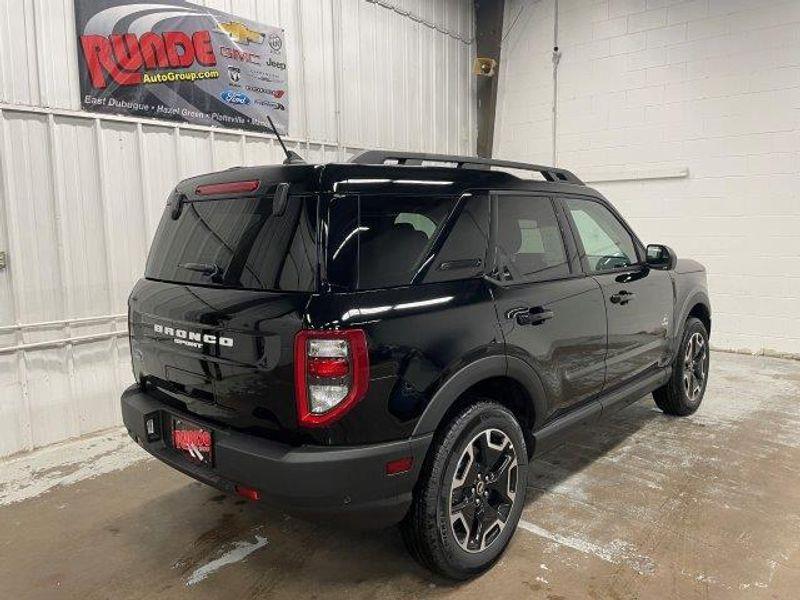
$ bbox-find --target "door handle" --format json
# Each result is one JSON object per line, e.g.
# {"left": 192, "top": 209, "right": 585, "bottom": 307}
{"left": 508, "top": 306, "right": 554, "bottom": 326}
{"left": 506, "top": 306, "right": 529, "bottom": 321}
{"left": 610, "top": 290, "right": 636, "bottom": 305}
{"left": 437, "top": 258, "right": 483, "bottom": 271}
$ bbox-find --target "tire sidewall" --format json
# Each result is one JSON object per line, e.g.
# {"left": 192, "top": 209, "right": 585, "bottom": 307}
{"left": 433, "top": 405, "right": 528, "bottom": 574}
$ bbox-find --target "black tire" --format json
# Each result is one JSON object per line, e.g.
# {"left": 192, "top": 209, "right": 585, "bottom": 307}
{"left": 400, "top": 400, "right": 528, "bottom": 580}
{"left": 654, "top": 317, "right": 710, "bottom": 416}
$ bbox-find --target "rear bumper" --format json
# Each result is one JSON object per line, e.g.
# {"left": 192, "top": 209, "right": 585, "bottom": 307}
{"left": 121, "top": 385, "right": 432, "bottom": 528}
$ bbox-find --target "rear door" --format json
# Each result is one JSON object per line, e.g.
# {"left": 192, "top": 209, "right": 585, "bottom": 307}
{"left": 561, "top": 195, "right": 674, "bottom": 389}
{"left": 129, "top": 190, "right": 319, "bottom": 442}
{"left": 488, "top": 192, "right": 607, "bottom": 419}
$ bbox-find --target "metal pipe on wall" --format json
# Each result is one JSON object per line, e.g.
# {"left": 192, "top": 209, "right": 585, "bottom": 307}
{"left": 552, "top": 0, "right": 561, "bottom": 167}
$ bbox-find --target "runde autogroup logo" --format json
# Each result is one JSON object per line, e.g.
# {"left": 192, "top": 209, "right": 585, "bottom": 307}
{"left": 268, "top": 33, "right": 282, "bottom": 51}
{"left": 227, "top": 65, "right": 241, "bottom": 84}
{"left": 220, "top": 89, "right": 251, "bottom": 105}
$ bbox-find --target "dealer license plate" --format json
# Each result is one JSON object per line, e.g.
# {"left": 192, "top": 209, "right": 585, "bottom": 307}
{"left": 171, "top": 417, "right": 213, "bottom": 466}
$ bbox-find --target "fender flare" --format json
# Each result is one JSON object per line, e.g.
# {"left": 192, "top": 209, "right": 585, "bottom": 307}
{"left": 667, "top": 289, "right": 711, "bottom": 361}
{"left": 507, "top": 356, "right": 548, "bottom": 430}
{"left": 675, "top": 289, "right": 711, "bottom": 344}
{"left": 411, "top": 355, "right": 548, "bottom": 436}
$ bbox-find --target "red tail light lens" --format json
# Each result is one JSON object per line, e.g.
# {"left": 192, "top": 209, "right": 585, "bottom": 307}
{"left": 195, "top": 180, "right": 260, "bottom": 196}
{"left": 294, "top": 329, "right": 369, "bottom": 427}
{"left": 307, "top": 357, "right": 350, "bottom": 378}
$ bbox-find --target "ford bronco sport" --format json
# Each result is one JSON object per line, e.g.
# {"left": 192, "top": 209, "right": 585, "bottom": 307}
{"left": 122, "top": 149, "right": 711, "bottom": 579}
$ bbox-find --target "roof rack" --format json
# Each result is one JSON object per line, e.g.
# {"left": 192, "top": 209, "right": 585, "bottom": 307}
{"left": 348, "top": 150, "right": 583, "bottom": 185}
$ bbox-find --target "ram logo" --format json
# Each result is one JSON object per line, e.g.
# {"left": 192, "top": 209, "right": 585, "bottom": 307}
{"left": 153, "top": 323, "right": 233, "bottom": 349}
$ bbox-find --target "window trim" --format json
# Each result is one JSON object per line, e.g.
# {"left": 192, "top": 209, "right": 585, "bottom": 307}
{"left": 557, "top": 193, "right": 646, "bottom": 276}
{"left": 486, "top": 191, "right": 577, "bottom": 287}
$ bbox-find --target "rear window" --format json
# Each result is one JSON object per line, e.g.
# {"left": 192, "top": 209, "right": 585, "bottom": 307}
{"left": 326, "top": 194, "right": 487, "bottom": 290}
{"left": 145, "top": 194, "right": 318, "bottom": 291}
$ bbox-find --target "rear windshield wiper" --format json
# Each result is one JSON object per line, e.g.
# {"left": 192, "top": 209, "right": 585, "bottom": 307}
{"left": 178, "top": 262, "right": 222, "bottom": 278}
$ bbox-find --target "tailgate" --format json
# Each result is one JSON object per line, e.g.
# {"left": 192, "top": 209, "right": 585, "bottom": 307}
{"left": 129, "top": 181, "right": 319, "bottom": 442}
{"left": 129, "top": 279, "right": 310, "bottom": 440}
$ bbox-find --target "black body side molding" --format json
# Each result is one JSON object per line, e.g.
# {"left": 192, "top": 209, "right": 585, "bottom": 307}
{"left": 531, "top": 366, "right": 671, "bottom": 456}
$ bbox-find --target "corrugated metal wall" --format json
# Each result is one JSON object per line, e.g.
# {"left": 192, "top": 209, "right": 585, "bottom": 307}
{"left": 0, "top": 0, "right": 476, "bottom": 457}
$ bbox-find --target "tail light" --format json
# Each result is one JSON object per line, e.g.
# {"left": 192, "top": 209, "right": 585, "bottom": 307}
{"left": 195, "top": 180, "right": 260, "bottom": 196}
{"left": 294, "top": 329, "right": 369, "bottom": 427}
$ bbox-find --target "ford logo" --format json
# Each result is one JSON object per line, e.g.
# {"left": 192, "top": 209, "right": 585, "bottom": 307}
{"left": 220, "top": 89, "right": 251, "bottom": 105}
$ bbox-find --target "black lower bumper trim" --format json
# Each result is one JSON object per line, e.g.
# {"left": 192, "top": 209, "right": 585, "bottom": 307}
{"left": 121, "top": 385, "right": 432, "bottom": 528}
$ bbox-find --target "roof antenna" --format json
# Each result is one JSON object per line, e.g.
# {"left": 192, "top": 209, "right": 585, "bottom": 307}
{"left": 267, "top": 115, "right": 305, "bottom": 165}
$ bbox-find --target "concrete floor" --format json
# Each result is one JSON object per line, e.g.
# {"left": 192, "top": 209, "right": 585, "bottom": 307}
{"left": 2, "top": 351, "right": 800, "bottom": 599}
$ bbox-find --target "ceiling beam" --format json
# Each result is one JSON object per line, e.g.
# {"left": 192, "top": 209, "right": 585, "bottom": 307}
{"left": 474, "top": 0, "right": 505, "bottom": 158}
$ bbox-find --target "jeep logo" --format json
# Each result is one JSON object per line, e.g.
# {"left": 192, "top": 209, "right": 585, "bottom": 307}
{"left": 153, "top": 323, "right": 233, "bottom": 349}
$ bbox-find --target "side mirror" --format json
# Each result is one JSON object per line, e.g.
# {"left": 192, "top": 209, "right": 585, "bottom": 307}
{"left": 646, "top": 244, "right": 677, "bottom": 270}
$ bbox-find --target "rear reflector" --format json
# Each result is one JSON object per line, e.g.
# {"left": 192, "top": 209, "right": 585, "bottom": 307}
{"left": 307, "top": 357, "right": 349, "bottom": 378}
{"left": 294, "top": 329, "right": 369, "bottom": 427}
{"left": 385, "top": 457, "right": 413, "bottom": 475}
{"left": 234, "top": 485, "right": 261, "bottom": 501}
{"left": 195, "top": 180, "right": 260, "bottom": 196}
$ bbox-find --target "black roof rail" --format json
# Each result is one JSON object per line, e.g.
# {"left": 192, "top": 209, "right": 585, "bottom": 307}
{"left": 348, "top": 150, "right": 583, "bottom": 185}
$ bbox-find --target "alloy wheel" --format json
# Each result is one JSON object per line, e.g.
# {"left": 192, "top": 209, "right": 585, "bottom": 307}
{"left": 683, "top": 331, "right": 707, "bottom": 402}
{"left": 448, "top": 428, "right": 518, "bottom": 553}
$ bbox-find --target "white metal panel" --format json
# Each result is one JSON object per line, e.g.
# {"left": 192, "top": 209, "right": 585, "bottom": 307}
{"left": 0, "top": 0, "right": 475, "bottom": 457}
{"left": 101, "top": 122, "right": 150, "bottom": 314}
{"left": 54, "top": 116, "right": 112, "bottom": 318}
{"left": 212, "top": 131, "right": 245, "bottom": 171}
{"left": 139, "top": 125, "right": 180, "bottom": 241}
{"left": 3, "top": 113, "right": 63, "bottom": 326}
{"left": 0, "top": 0, "right": 476, "bottom": 147}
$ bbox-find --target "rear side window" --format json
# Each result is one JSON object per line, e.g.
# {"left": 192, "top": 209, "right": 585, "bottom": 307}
{"left": 326, "top": 194, "right": 483, "bottom": 290}
{"left": 145, "top": 194, "right": 318, "bottom": 291}
{"left": 494, "top": 195, "right": 570, "bottom": 283}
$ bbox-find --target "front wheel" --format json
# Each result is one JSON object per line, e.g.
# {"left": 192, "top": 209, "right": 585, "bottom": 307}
{"left": 401, "top": 401, "right": 528, "bottom": 580}
{"left": 654, "top": 317, "right": 710, "bottom": 416}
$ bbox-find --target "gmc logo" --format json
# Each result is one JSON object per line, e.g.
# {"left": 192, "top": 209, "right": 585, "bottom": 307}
{"left": 220, "top": 46, "right": 261, "bottom": 64}
{"left": 153, "top": 323, "right": 233, "bottom": 348}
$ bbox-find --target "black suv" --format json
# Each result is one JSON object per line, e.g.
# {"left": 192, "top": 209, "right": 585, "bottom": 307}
{"left": 122, "top": 150, "right": 711, "bottom": 579}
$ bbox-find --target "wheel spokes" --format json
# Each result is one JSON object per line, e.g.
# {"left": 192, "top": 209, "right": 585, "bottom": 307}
{"left": 683, "top": 332, "right": 707, "bottom": 401}
{"left": 484, "top": 453, "right": 512, "bottom": 485}
{"left": 450, "top": 488, "right": 472, "bottom": 514}
{"left": 449, "top": 427, "right": 519, "bottom": 554}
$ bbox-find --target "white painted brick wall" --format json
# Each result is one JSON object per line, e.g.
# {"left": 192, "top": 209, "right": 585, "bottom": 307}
{"left": 496, "top": 0, "right": 800, "bottom": 357}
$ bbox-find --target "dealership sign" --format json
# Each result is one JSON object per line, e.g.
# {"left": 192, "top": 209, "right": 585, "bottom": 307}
{"left": 74, "top": 0, "right": 288, "bottom": 134}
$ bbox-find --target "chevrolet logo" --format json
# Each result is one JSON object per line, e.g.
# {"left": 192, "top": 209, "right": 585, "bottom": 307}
{"left": 218, "top": 22, "right": 265, "bottom": 45}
